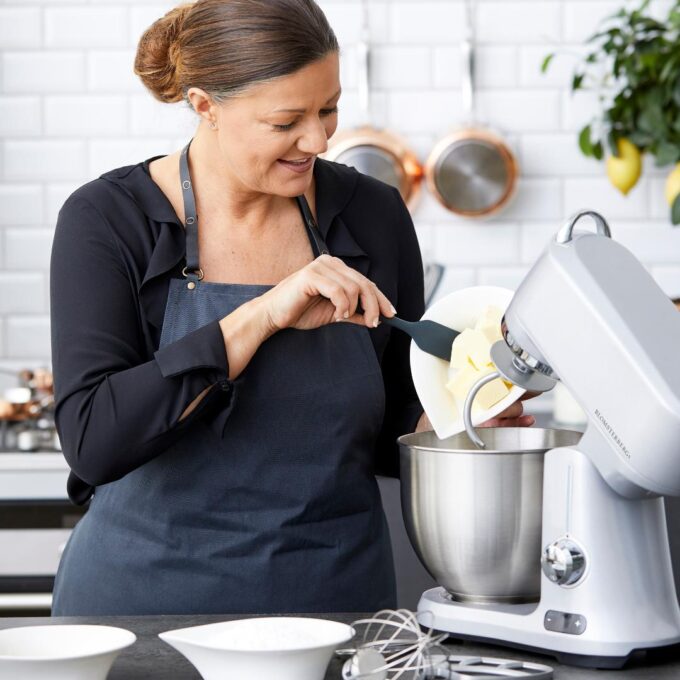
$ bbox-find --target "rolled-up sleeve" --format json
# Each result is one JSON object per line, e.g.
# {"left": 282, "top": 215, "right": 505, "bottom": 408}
{"left": 374, "top": 188, "right": 425, "bottom": 478}
{"left": 50, "top": 195, "right": 233, "bottom": 501}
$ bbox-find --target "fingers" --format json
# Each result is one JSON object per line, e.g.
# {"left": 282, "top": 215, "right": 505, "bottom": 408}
{"left": 415, "top": 411, "right": 432, "bottom": 433}
{"left": 508, "top": 414, "right": 535, "bottom": 427}
{"left": 313, "top": 261, "right": 361, "bottom": 321}
{"left": 477, "top": 399, "right": 533, "bottom": 429}
{"left": 519, "top": 390, "right": 542, "bottom": 401}
{"left": 314, "top": 255, "right": 395, "bottom": 328}
{"left": 478, "top": 414, "right": 535, "bottom": 428}
{"left": 303, "top": 270, "right": 352, "bottom": 322}
{"left": 495, "top": 400, "right": 524, "bottom": 420}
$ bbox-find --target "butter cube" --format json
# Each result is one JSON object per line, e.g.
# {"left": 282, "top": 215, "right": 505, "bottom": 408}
{"left": 446, "top": 364, "right": 494, "bottom": 412}
{"left": 476, "top": 377, "right": 511, "bottom": 410}
{"left": 445, "top": 304, "right": 513, "bottom": 418}
{"left": 450, "top": 328, "right": 491, "bottom": 370}
{"left": 476, "top": 321, "right": 502, "bottom": 348}
{"left": 450, "top": 328, "right": 479, "bottom": 368}
{"left": 475, "top": 305, "right": 504, "bottom": 329}
{"left": 474, "top": 305, "right": 504, "bottom": 347}
{"left": 466, "top": 331, "right": 493, "bottom": 370}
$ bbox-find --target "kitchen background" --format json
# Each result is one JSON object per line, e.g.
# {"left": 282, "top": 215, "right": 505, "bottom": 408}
{"left": 0, "top": 0, "right": 679, "bottom": 613}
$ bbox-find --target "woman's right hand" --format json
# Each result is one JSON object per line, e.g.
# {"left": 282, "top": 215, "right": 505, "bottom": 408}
{"left": 217, "top": 255, "right": 396, "bottom": 385}
{"left": 259, "top": 254, "right": 396, "bottom": 333}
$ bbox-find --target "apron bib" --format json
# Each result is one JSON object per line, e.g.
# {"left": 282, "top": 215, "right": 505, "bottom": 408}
{"left": 52, "top": 140, "right": 395, "bottom": 615}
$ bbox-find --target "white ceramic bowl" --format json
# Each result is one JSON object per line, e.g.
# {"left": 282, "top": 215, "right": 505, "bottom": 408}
{"left": 0, "top": 624, "right": 136, "bottom": 680}
{"left": 411, "top": 285, "right": 526, "bottom": 439}
{"left": 159, "top": 616, "right": 354, "bottom": 680}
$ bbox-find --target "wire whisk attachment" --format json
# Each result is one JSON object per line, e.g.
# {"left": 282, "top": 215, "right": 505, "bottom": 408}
{"left": 338, "top": 609, "right": 449, "bottom": 679}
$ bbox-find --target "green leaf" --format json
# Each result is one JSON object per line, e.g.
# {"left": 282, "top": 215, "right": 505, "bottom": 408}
{"left": 540, "top": 53, "right": 554, "bottom": 73}
{"left": 638, "top": 106, "right": 666, "bottom": 134}
{"left": 654, "top": 142, "right": 680, "bottom": 166}
{"left": 593, "top": 141, "right": 604, "bottom": 160}
{"left": 670, "top": 8, "right": 680, "bottom": 29}
{"left": 572, "top": 72, "right": 585, "bottom": 91}
{"left": 674, "top": 77, "right": 680, "bottom": 107}
{"left": 628, "top": 130, "right": 654, "bottom": 148}
{"left": 643, "top": 87, "right": 665, "bottom": 110}
{"left": 660, "top": 54, "right": 679, "bottom": 82}
{"left": 579, "top": 125, "right": 594, "bottom": 157}
{"left": 607, "top": 131, "right": 620, "bottom": 156}
{"left": 588, "top": 27, "right": 621, "bottom": 43}
{"left": 672, "top": 193, "right": 680, "bottom": 225}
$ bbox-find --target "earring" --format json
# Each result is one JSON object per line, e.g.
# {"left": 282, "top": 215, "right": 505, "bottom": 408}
{"left": 209, "top": 120, "right": 217, "bottom": 130}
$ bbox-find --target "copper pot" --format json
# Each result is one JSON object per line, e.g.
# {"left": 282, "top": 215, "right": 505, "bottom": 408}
{"left": 0, "top": 389, "right": 39, "bottom": 421}
{"left": 425, "top": 0, "right": 518, "bottom": 218}
{"left": 324, "top": 127, "right": 423, "bottom": 211}
{"left": 323, "top": 2, "right": 423, "bottom": 211}
{"left": 0, "top": 368, "right": 53, "bottom": 421}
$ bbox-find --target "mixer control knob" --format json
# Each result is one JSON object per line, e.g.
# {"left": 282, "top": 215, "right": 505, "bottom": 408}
{"left": 541, "top": 538, "right": 586, "bottom": 587}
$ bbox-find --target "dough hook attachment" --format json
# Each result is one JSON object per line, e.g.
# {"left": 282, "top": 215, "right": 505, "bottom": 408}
{"left": 462, "top": 371, "right": 502, "bottom": 449}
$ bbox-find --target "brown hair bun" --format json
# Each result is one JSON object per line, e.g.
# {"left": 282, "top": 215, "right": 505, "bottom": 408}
{"left": 133, "top": 0, "right": 338, "bottom": 106}
{"left": 134, "top": 2, "right": 195, "bottom": 104}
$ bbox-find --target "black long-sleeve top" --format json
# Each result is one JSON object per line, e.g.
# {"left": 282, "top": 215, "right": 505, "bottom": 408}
{"left": 50, "top": 156, "right": 425, "bottom": 505}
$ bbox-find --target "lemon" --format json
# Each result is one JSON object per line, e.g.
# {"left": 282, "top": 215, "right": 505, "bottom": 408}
{"left": 664, "top": 163, "right": 680, "bottom": 206}
{"left": 606, "top": 138, "right": 642, "bottom": 195}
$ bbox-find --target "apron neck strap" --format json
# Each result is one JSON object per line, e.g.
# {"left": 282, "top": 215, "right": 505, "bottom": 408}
{"left": 295, "top": 194, "right": 329, "bottom": 257}
{"left": 179, "top": 139, "right": 330, "bottom": 278}
{"left": 179, "top": 140, "right": 200, "bottom": 277}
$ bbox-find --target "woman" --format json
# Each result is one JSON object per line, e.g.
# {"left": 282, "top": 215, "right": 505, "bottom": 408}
{"left": 50, "top": 0, "right": 533, "bottom": 616}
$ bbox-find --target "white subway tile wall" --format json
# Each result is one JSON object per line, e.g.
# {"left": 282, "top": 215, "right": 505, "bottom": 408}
{"left": 0, "top": 0, "right": 679, "bottom": 384}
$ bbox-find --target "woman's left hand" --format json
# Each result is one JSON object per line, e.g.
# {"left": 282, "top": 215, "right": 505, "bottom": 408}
{"left": 414, "top": 391, "right": 540, "bottom": 432}
{"left": 477, "top": 394, "right": 535, "bottom": 428}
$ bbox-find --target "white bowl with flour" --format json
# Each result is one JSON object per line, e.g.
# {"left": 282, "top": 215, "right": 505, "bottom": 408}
{"left": 159, "top": 616, "right": 354, "bottom": 680}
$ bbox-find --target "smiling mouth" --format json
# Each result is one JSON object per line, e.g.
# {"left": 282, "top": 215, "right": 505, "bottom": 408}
{"left": 277, "top": 157, "right": 315, "bottom": 173}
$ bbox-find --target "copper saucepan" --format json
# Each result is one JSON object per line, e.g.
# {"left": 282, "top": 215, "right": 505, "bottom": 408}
{"left": 322, "top": 1, "right": 423, "bottom": 211}
{"left": 0, "top": 368, "right": 54, "bottom": 421}
{"left": 425, "top": 0, "right": 518, "bottom": 218}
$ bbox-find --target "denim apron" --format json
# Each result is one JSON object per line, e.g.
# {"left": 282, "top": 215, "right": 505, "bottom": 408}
{"left": 52, "top": 140, "right": 396, "bottom": 615}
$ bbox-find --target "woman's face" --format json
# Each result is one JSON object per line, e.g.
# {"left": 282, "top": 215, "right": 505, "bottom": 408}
{"left": 211, "top": 52, "right": 341, "bottom": 197}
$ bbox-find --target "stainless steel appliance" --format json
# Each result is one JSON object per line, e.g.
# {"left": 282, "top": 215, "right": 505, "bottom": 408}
{"left": 0, "top": 453, "right": 79, "bottom": 615}
{"left": 400, "top": 428, "right": 581, "bottom": 605}
{"left": 0, "top": 367, "right": 59, "bottom": 453}
{"left": 400, "top": 210, "right": 680, "bottom": 667}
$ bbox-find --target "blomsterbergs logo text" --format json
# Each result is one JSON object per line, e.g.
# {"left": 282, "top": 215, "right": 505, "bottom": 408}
{"left": 595, "top": 409, "right": 631, "bottom": 459}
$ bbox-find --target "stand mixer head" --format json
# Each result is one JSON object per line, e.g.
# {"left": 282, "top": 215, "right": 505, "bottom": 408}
{"left": 472, "top": 209, "right": 680, "bottom": 499}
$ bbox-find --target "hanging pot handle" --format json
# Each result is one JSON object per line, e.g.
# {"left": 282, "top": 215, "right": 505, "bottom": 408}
{"left": 357, "top": 0, "right": 371, "bottom": 126}
{"left": 461, "top": 0, "right": 477, "bottom": 122}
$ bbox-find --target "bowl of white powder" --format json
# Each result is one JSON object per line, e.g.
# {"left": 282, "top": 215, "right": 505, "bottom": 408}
{"left": 159, "top": 616, "right": 354, "bottom": 680}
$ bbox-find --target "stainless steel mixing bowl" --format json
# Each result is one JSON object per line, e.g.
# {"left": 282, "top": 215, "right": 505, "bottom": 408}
{"left": 398, "top": 427, "right": 582, "bottom": 604}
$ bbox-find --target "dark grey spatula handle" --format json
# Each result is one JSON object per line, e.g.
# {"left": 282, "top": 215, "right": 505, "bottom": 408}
{"left": 379, "top": 314, "right": 459, "bottom": 361}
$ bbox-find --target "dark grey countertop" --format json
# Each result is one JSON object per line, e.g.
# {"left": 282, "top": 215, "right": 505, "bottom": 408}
{"left": 1, "top": 613, "right": 680, "bottom": 678}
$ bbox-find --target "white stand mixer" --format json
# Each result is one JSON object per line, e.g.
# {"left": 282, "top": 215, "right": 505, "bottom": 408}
{"left": 417, "top": 210, "right": 680, "bottom": 668}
